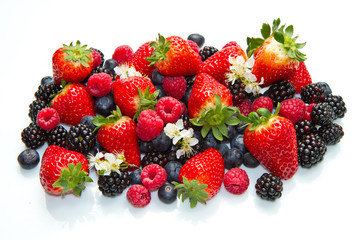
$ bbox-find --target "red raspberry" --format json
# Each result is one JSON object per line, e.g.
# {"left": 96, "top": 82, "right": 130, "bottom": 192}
{"left": 223, "top": 168, "right": 249, "bottom": 195}
{"left": 279, "top": 98, "right": 306, "bottom": 123}
{"left": 36, "top": 108, "right": 60, "bottom": 130}
{"left": 286, "top": 62, "right": 312, "bottom": 93}
{"left": 162, "top": 76, "right": 186, "bottom": 100}
{"left": 136, "top": 109, "right": 164, "bottom": 141}
{"left": 112, "top": 45, "right": 134, "bottom": 65}
{"left": 141, "top": 164, "right": 167, "bottom": 191}
{"left": 251, "top": 96, "right": 273, "bottom": 113}
{"left": 155, "top": 97, "right": 183, "bottom": 123}
{"left": 91, "top": 49, "right": 102, "bottom": 69}
{"left": 86, "top": 73, "right": 112, "bottom": 97}
{"left": 222, "top": 41, "right": 240, "bottom": 49}
{"left": 187, "top": 40, "right": 200, "bottom": 54}
{"left": 303, "top": 103, "right": 316, "bottom": 121}
{"left": 236, "top": 99, "right": 252, "bottom": 117}
{"left": 127, "top": 184, "right": 151, "bottom": 207}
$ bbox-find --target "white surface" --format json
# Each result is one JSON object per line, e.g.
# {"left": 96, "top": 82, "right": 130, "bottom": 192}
{"left": 1, "top": 0, "right": 359, "bottom": 239}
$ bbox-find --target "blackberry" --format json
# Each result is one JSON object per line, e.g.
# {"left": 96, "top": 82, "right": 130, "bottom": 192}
{"left": 321, "top": 94, "right": 346, "bottom": 119}
{"left": 89, "top": 47, "right": 105, "bottom": 67}
{"left": 294, "top": 120, "right": 317, "bottom": 139}
{"left": 47, "top": 125, "right": 68, "bottom": 148}
{"left": 28, "top": 99, "right": 47, "bottom": 122}
{"left": 310, "top": 102, "right": 335, "bottom": 126}
{"left": 297, "top": 133, "right": 327, "bottom": 168}
{"left": 98, "top": 170, "right": 130, "bottom": 197}
{"left": 226, "top": 79, "right": 249, "bottom": 105}
{"left": 66, "top": 124, "right": 96, "bottom": 154}
{"left": 21, "top": 122, "right": 47, "bottom": 149}
{"left": 267, "top": 80, "right": 296, "bottom": 104}
{"left": 301, "top": 83, "right": 325, "bottom": 104}
{"left": 141, "top": 151, "right": 169, "bottom": 168}
{"left": 318, "top": 123, "right": 344, "bottom": 145}
{"left": 90, "top": 65, "right": 116, "bottom": 81}
{"left": 180, "top": 114, "right": 192, "bottom": 129}
{"left": 199, "top": 46, "right": 218, "bottom": 62}
{"left": 255, "top": 173, "right": 283, "bottom": 201}
{"left": 185, "top": 75, "right": 196, "bottom": 89}
{"left": 34, "top": 83, "right": 61, "bottom": 104}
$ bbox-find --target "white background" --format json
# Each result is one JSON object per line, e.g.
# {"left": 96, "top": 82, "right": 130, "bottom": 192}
{"left": 1, "top": 0, "right": 359, "bottom": 239}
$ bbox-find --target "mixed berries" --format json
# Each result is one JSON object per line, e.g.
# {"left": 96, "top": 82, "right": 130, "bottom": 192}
{"left": 19, "top": 18, "right": 346, "bottom": 208}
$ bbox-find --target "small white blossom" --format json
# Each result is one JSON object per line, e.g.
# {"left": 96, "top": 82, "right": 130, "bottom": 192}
{"left": 175, "top": 128, "right": 199, "bottom": 159}
{"left": 88, "top": 151, "right": 126, "bottom": 176}
{"left": 164, "top": 119, "right": 185, "bottom": 144}
{"left": 114, "top": 64, "right": 142, "bottom": 79}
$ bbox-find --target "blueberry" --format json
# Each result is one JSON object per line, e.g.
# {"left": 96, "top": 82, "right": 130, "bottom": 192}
{"left": 202, "top": 131, "right": 218, "bottom": 149}
{"left": 226, "top": 125, "right": 237, "bottom": 140}
{"left": 18, "top": 149, "right": 40, "bottom": 169}
{"left": 182, "top": 86, "right": 193, "bottom": 105}
{"left": 40, "top": 76, "right": 55, "bottom": 85}
{"left": 223, "top": 148, "right": 243, "bottom": 169}
{"left": 216, "top": 142, "right": 230, "bottom": 156}
{"left": 154, "top": 85, "right": 167, "bottom": 99}
{"left": 317, "top": 82, "right": 332, "bottom": 96}
{"left": 151, "top": 69, "right": 164, "bottom": 85}
{"left": 230, "top": 134, "right": 247, "bottom": 153}
{"left": 80, "top": 115, "right": 96, "bottom": 131}
{"left": 187, "top": 33, "right": 205, "bottom": 48}
{"left": 164, "top": 161, "right": 182, "bottom": 182}
{"left": 158, "top": 183, "right": 177, "bottom": 204}
{"left": 235, "top": 121, "right": 248, "bottom": 134}
{"left": 88, "top": 140, "right": 104, "bottom": 157}
{"left": 243, "top": 152, "right": 260, "bottom": 168}
{"left": 138, "top": 140, "right": 154, "bottom": 153}
{"left": 95, "top": 94, "right": 115, "bottom": 117}
{"left": 104, "top": 59, "right": 118, "bottom": 72}
{"left": 152, "top": 130, "right": 172, "bottom": 152}
{"left": 129, "top": 169, "right": 142, "bottom": 185}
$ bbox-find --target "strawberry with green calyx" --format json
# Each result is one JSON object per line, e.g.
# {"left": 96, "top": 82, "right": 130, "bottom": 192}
{"left": 129, "top": 41, "right": 155, "bottom": 78}
{"left": 238, "top": 103, "right": 298, "bottom": 180}
{"left": 173, "top": 176, "right": 209, "bottom": 208}
{"left": 52, "top": 40, "right": 93, "bottom": 85}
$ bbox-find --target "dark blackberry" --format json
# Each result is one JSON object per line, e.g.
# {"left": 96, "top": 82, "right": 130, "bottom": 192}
{"left": 310, "top": 102, "right": 335, "bottom": 126}
{"left": 34, "top": 83, "right": 61, "bottom": 104}
{"left": 297, "top": 133, "right": 327, "bottom": 168}
{"left": 21, "top": 122, "right": 47, "bottom": 149}
{"left": 89, "top": 47, "right": 105, "bottom": 67}
{"left": 318, "top": 123, "right": 344, "bottom": 145}
{"left": 226, "top": 79, "right": 249, "bottom": 105}
{"left": 98, "top": 170, "right": 130, "bottom": 197}
{"left": 66, "top": 124, "right": 96, "bottom": 155}
{"left": 321, "top": 94, "right": 346, "bottom": 119}
{"left": 267, "top": 80, "right": 296, "bottom": 104}
{"left": 90, "top": 65, "right": 116, "bottom": 81}
{"left": 141, "top": 151, "right": 169, "bottom": 168}
{"left": 46, "top": 125, "right": 68, "bottom": 148}
{"left": 294, "top": 120, "right": 317, "bottom": 139}
{"left": 300, "top": 83, "right": 325, "bottom": 104}
{"left": 185, "top": 75, "right": 196, "bottom": 89}
{"left": 199, "top": 46, "right": 218, "bottom": 62}
{"left": 180, "top": 114, "right": 192, "bottom": 129}
{"left": 255, "top": 173, "right": 283, "bottom": 201}
{"left": 28, "top": 99, "right": 47, "bottom": 122}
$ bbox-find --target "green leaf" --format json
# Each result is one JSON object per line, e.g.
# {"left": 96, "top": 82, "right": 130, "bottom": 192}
{"left": 261, "top": 23, "right": 271, "bottom": 39}
{"left": 257, "top": 108, "right": 271, "bottom": 118}
{"left": 274, "top": 31, "right": 285, "bottom": 44}
{"left": 214, "top": 94, "right": 222, "bottom": 112}
{"left": 285, "top": 25, "right": 294, "bottom": 38}
{"left": 237, "top": 114, "right": 252, "bottom": 123}
{"left": 218, "top": 123, "right": 228, "bottom": 137}
{"left": 212, "top": 126, "right": 223, "bottom": 141}
{"left": 201, "top": 124, "right": 211, "bottom": 138}
{"left": 225, "top": 116, "right": 241, "bottom": 126}
{"left": 296, "top": 42, "right": 306, "bottom": 49}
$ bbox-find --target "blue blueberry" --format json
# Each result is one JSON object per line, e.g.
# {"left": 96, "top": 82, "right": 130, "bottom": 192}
{"left": 138, "top": 140, "right": 154, "bottom": 153}
{"left": 80, "top": 115, "right": 96, "bottom": 131}
{"left": 95, "top": 94, "right": 115, "bottom": 117}
{"left": 182, "top": 86, "right": 193, "bottom": 105}
{"left": 40, "top": 76, "right": 55, "bottom": 85}
{"left": 158, "top": 183, "right": 177, "bottom": 204}
{"left": 216, "top": 142, "right": 230, "bottom": 156}
{"left": 223, "top": 148, "right": 243, "bottom": 169}
{"left": 154, "top": 85, "right": 167, "bottom": 99}
{"left": 164, "top": 160, "right": 182, "bottom": 182}
{"left": 18, "top": 149, "right": 40, "bottom": 169}
{"left": 226, "top": 125, "right": 237, "bottom": 140}
{"left": 151, "top": 69, "right": 164, "bottom": 85}
{"left": 151, "top": 130, "right": 172, "bottom": 152}
{"left": 243, "top": 152, "right": 260, "bottom": 168}
{"left": 202, "top": 131, "right": 218, "bottom": 149}
{"left": 235, "top": 121, "right": 248, "bottom": 134}
{"left": 317, "top": 82, "right": 332, "bottom": 96}
{"left": 230, "top": 134, "right": 247, "bottom": 153}
{"left": 104, "top": 59, "right": 118, "bottom": 73}
{"left": 187, "top": 33, "right": 205, "bottom": 48}
{"left": 129, "top": 169, "right": 142, "bottom": 185}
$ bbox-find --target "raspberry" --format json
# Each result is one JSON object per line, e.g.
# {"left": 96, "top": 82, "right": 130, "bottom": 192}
{"left": 223, "top": 168, "right": 249, "bottom": 195}
{"left": 136, "top": 109, "right": 164, "bottom": 141}
{"left": 126, "top": 184, "right": 151, "bottom": 207}
{"left": 222, "top": 41, "right": 240, "bottom": 49}
{"left": 155, "top": 97, "right": 183, "bottom": 123}
{"left": 141, "top": 164, "right": 167, "bottom": 191}
{"left": 86, "top": 73, "right": 112, "bottom": 97}
{"left": 251, "top": 96, "right": 273, "bottom": 113}
{"left": 236, "top": 99, "right": 252, "bottom": 117}
{"left": 303, "top": 103, "right": 316, "bottom": 121}
{"left": 162, "top": 76, "right": 187, "bottom": 100}
{"left": 112, "top": 45, "right": 134, "bottom": 65}
{"left": 279, "top": 98, "right": 306, "bottom": 123}
{"left": 187, "top": 40, "right": 200, "bottom": 54}
{"left": 36, "top": 108, "right": 60, "bottom": 130}
{"left": 91, "top": 49, "right": 103, "bottom": 69}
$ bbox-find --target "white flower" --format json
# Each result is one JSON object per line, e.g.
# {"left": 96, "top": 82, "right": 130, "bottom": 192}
{"left": 176, "top": 128, "right": 199, "bottom": 159}
{"left": 88, "top": 151, "right": 126, "bottom": 176}
{"left": 164, "top": 119, "right": 185, "bottom": 144}
{"left": 88, "top": 151, "right": 105, "bottom": 170}
{"left": 114, "top": 64, "right": 142, "bottom": 79}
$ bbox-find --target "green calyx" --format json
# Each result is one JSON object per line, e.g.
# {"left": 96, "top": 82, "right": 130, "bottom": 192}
{"left": 52, "top": 162, "right": 93, "bottom": 197}
{"left": 172, "top": 176, "right": 209, "bottom": 208}
{"left": 61, "top": 40, "right": 93, "bottom": 67}
{"left": 92, "top": 105, "right": 122, "bottom": 131}
{"left": 190, "top": 94, "right": 240, "bottom": 141}
{"left": 133, "top": 86, "right": 159, "bottom": 121}
{"left": 238, "top": 102, "right": 281, "bottom": 131}
{"left": 146, "top": 33, "right": 171, "bottom": 66}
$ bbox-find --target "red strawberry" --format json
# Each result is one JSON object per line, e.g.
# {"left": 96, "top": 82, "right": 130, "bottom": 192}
{"left": 39, "top": 145, "right": 92, "bottom": 196}
{"left": 239, "top": 104, "right": 298, "bottom": 180}
{"left": 129, "top": 41, "right": 155, "bottom": 78}
{"left": 285, "top": 61, "right": 312, "bottom": 93}
{"left": 93, "top": 107, "right": 141, "bottom": 168}
{"left": 50, "top": 83, "right": 95, "bottom": 126}
{"left": 52, "top": 40, "right": 93, "bottom": 85}
{"left": 173, "top": 148, "right": 225, "bottom": 208}
{"left": 112, "top": 76, "right": 158, "bottom": 119}
{"left": 199, "top": 45, "right": 247, "bottom": 85}
{"left": 147, "top": 34, "right": 201, "bottom": 76}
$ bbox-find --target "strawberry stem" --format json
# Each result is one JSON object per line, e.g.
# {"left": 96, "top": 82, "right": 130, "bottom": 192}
{"left": 133, "top": 86, "right": 159, "bottom": 121}
{"left": 61, "top": 40, "right": 93, "bottom": 67}
{"left": 92, "top": 105, "right": 122, "bottom": 131}
{"left": 172, "top": 176, "right": 209, "bottom": 208}
{"left": 146, "top": 34, "right": 171, "bottom": 66}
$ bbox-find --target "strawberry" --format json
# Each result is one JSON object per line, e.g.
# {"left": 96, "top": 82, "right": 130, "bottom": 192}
{"left": 173, "top": 148, "right": 225, "bottom": 208}
{"left": 50, "top": 82, "right": 95, "bottom": 126}
{"left": 147, "top": 34, "right": 201, "bottom": 76}
{"left": 188, "top": 73, "right": 240, "bottom": 141}
{"left": 129, "top": 41, "right": 155, "bottom": 78}
{"left": 39, "top": 145, "right": 92, "bottom": 196}
{"left": 93, "top": 106, "right": 141, "bottom": 169}
{"left": 52, "top": 40, "right": 93, "bottom": 85}
{"left": 112, "top": 76, "right": 158, "bottom": 119}
{"left": 285, "top": 61, "right": 312, "bottom": 93}
{"left": 199, "top": 45, "right": 247, "bottom": 85}
{"left": 239, "top": 104, "right": 298, "bottom": 180}
{"left": 247, "top": 19, "right": 307, "bottom": 87}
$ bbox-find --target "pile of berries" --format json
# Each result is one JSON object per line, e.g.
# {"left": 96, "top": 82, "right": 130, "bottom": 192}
{"left": 18, "top": 18, "right": 346, "bottom": 208}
